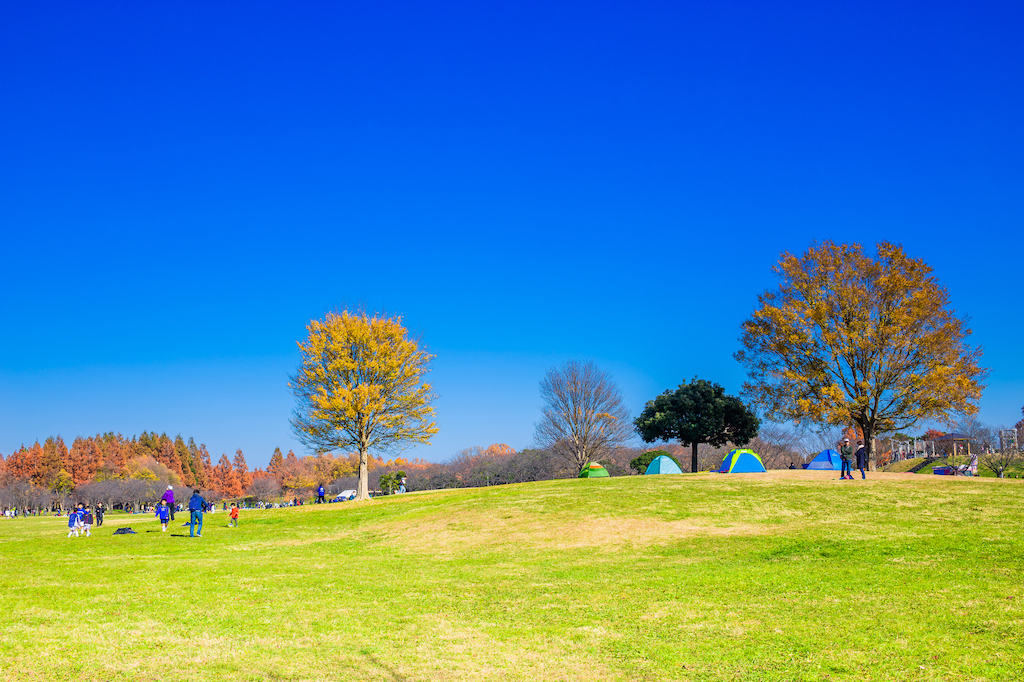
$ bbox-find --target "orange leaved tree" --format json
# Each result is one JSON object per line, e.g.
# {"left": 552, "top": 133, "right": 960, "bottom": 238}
{"left": 736, "top": 242, "right": 987, "bottom": 471}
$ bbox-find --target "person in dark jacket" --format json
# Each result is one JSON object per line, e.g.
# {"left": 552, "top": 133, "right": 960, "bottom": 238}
{"left": 95, "top": 503, "right": 105, "bottom": 527}
{"left": 81, "top": 506, "right": 94, "bottom": 537}
{"left": 839, "top": 438, "right": 854, "bottom": 480}
{"left": 317, "top": 484, "right": 325, "bottom": 504}
{"left": 855, "top": 441, "right": 867, "bottom": 479}
{"left": 188, "top": 490, "right": 207, "bottom": 538}
{"left": 161, "top": 486, "right": 176, "bottom": 521}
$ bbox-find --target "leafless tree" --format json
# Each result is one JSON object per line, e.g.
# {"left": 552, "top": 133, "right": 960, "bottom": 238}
{"left": 805, "top": 425, "right": 846, "bottom": 459}
{"left": 978, "top": 445, "right": 1019, "bottom": 478}
{"left": 974, "top": 421, "right": 1019, "bottom": 478}
{"left": 0, "top": 481, "right": 50, "bottom": 513}
{"left": 749, "top": 423, "right": 804, "bottom": 469}
{"left": 534, "top": 360, "right": 634, "bottom": 475}
{"left": 247, "top": 477, "right": 282, "bottom": 503}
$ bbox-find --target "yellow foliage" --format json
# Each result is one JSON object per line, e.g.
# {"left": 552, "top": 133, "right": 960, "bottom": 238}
{"left": 290, "top": 310, "right": 438, "bottom": 499}
{"left": 736, "top": 241, "right": 987, "bottom": 464}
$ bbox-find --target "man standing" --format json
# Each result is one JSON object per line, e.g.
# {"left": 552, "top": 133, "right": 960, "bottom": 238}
{"left": 839, "top": 438, "right": 854, "bottom": 480}
{"left": 95, "top": 503, "right": 105, "bottom": 527}
{"left": 317, "top": 484, "right": 325, "bottom": 504}
{"left": 855, "top": 440, "right": 868, "bottom": 479}
{"left": 188, "top": 489, "right": 207, "bottom": 538}
{"left": 161, "top": 485, "right": 176, "bottom": 521}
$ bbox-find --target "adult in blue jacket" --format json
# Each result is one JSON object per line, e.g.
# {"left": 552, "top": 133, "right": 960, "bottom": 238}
{"left": 188, "top": 489, "right": 207, "bottom": 538}
{"left": 317, "top": 484, "right": 325, "bottom": 504}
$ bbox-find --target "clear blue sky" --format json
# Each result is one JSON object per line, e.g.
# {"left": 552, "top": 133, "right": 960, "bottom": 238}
{"left": 2, "top": 2, "right": 1021, "bottom": 467}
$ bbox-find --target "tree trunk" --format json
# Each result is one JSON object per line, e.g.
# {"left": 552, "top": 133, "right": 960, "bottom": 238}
{"left": 356, "top": 446, "right": 370, "bottom": 502}
{"left": 691, "top": 442, "right": 698, "bottom": 473}
{"left": 861, "top": 421, "right": 876, "bottom": 472}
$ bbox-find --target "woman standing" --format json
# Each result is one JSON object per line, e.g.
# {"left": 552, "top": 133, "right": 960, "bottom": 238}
{"left": 855, "top": 441, "right": 867, "bottom": 480}
{"left": 161, "top": 485, "right": 176, "bottom": 521}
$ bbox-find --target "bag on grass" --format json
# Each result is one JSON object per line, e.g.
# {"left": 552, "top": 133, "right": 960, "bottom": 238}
{"left": 113, "top": 527, "right": 136, "bottom": 535}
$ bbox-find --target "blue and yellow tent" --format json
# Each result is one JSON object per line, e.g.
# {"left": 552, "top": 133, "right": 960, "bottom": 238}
{"left": 644, "top": 455, "right": 683, "bottom": 475}
{"left": 718, "top": 449, "right": 766, "bottom": 473}
{"left": 805, "top": 449, "right": 842, "bottom": 470}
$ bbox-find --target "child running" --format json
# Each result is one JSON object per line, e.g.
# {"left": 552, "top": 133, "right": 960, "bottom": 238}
{"left": 67, "top": 508, "right": 82, "bottom": 538}
{"left": 81, "top": 506, "right": 94, "bottom": 537}
{"left": 156, "top": 499, "right": 171, "bottom": 532}
{"left": 228, "top": 502, "right": 239, "bottom": 528}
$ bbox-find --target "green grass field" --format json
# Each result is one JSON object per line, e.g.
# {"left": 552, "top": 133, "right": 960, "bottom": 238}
{"left": 2, "top": 471, "right": 1023, "bottom": 681}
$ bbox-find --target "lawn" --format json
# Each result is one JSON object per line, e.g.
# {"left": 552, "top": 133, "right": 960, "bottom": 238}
{"left": 1, "top": 471, "right": 1023, "bottom": 681}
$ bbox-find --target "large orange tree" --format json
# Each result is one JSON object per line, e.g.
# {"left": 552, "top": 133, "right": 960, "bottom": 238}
{"left": 290, "top": 310, "right": 438, "bottom": 500}
{"left": 735, "top": 242, "right": 987, "bottom": 470}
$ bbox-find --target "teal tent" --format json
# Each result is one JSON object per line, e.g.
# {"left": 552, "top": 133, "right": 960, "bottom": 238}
{"left": 718, "top": 449, "right": 766, "bottom": 473}
{"left": 644, "top": 455, "right": 683, "bottom": 475}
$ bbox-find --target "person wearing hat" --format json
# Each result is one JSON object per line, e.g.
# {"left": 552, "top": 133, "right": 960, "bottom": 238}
{"left": 839, "top": 438, "right": 854, "bottom": 480}
{"left": 161, "top": 485, "right": 176, "bottom": 521}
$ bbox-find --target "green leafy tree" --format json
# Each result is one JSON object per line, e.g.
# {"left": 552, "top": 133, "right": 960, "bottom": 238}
{"left": 635, "top": 379, "right": 760, "bottom": 473}
{"left": 51, "top": 469, "right": 75, "bottom": 495}
{"left": 379, "top": 470, "right": 407, "bottom": 495}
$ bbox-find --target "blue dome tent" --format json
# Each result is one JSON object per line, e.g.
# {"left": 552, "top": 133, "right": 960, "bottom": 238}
{"left": 805, "top": 449, "right": 843, "bottom": 471}
{"left": 718, "top": 449, "right": 766, "bottom": 473}
{"left": 644, "top": 455, "right": 683, "bottom": 475}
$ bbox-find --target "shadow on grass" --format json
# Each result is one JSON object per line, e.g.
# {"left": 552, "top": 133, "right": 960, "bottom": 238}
{"left": 364, "top": 652, "right": 408, "bottom": 681}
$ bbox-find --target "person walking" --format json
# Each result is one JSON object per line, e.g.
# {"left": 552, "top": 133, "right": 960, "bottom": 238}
{"left": 95, "top": 503, "right": 105, "bottom": 527}
{"left": 228, "top": 502, "right": 239, "bottom": 528}
{"left": 188, "top": 489, "right": 207, "bottom": 538}
{"left": 156, "top": 500, "right": 171, "bottom": 532}
{"left": 839, "top": 438, "right": 854, "bottom": 480}
{"left": 81, "top": 506, "right": 94, "bottom": 537}
{"left": 855, "top": 440, "right": 868, "bottom": 479}
{"left": 161, "top": 486, "right": 176, "bottom": 522}
{"left": 66, "top": 508, "right": 82, "bottom": 538}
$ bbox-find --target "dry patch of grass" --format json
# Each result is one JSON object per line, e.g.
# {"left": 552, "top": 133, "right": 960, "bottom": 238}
{"left": 392, "top": 510, "right": 765, "bottom": 555}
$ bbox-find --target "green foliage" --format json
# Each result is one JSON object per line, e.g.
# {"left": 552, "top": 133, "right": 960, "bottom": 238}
{"left": 635, "top": 378, "right": 760, "bottom": 471}
{"left": 50, "top": 469, "right": 75, "bottom": 494}
{"left": 378, "top": 470, "right": 407, "bottom": 495}
{"left": 628, "top": 449, "right": 679, "bottom": 474}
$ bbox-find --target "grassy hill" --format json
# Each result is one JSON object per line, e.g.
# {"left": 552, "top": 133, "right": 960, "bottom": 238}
{"left": 2, "top": 471, "right": 1023, "bottom": 681}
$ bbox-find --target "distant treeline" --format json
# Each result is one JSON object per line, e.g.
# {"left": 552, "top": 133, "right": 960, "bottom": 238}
{"left": 0, "top": 431, "right": 420, "bottom": 510}
{"left": 0, "top": 427, "right": 810, "bottom": 512}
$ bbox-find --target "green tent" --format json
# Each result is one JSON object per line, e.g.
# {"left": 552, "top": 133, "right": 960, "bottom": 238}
{"left": 578, "top": 462, "right": 610, "bottom": 478}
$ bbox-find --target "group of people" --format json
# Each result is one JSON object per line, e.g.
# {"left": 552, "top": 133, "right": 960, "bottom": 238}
{"left": 59, "top": 485, "right": 239, "bottom": 538}
{"left": 160, "top": 485, "right": 239, "bottom": 537}
{"left": 839, "top": 438, "right": 868, "bottom": 480}
{"left": 66, "top": 503, "right": 104, "bottom": 537}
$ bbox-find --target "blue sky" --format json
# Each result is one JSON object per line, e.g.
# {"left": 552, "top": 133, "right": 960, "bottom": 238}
{"left": 2, "top": 1, "right": 1021, "bottom": 467}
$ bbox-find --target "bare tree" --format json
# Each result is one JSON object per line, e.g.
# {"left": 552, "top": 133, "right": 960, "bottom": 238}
{"left": 749, "top": 424, "right": 804, "bottom": 469}
{"left": 534, "top": 360, "right": 634, "bottom": 475}
{"left": 978, "top": 444, "right": 1019, "bottom": 478}
{"left": 247, "top": 477, "right": 282, "bottom": 503}
{"left": 973, "top": 421, "right": 1019, "bottom": 478}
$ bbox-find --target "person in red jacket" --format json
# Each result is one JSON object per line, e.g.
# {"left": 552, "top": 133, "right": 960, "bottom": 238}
{"left": 228, "top": 502, "right": 239, "bottom": 528}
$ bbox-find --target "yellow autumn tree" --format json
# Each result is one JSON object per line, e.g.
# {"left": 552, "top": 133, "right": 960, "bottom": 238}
{"left": 735, "top": 242, "right": 987, "bottom": 470}
{"left": 289, "top": 310, "right": 438, "bottom": 500}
